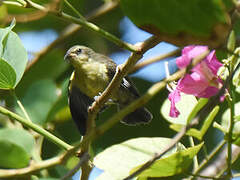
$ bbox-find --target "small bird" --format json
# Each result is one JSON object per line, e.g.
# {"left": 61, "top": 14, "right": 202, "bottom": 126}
{"left": 64, "top": 45, "right": 152, "bottom": 135}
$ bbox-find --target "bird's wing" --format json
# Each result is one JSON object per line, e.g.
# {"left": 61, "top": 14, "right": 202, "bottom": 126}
{"left": 68, "top": 85, "right": 93, "bottom": 135}
{"left": 121, "top": 76, "right": 140, "bottom": 97}
{"left": 96, "top": 53, "right": 139, "bottom": 97}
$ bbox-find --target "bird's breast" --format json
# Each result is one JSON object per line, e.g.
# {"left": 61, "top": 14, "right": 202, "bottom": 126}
{"left": 71, "top": 62, "right": 110, "bottom": 98}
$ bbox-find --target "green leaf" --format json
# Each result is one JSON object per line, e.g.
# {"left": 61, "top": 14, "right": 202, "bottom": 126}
{"left": 0, "top": 128, "right": 35, "bottom": 155}
{"left": 161, "top": 94, "right": 198, "bottom": 125}
{"left": 199, "top": 105, "right": 219, "bottom": 138}
{"left": 0, "top": 19, "right": 15, "bottom": 56}
{"left": 170, "top": 124, "right": 202, "bottom": 139}
{"left": 170, "top": 106, "right": 219, "bottom": 140}
{"left": 16, "top": 79, "right": 58, "bottom": 125}
{"left": 0, "top": 59, "right": 16, "bottom": 89}
{"left": 131, "top": 143, "right": 204, "bottom": 178}
{"left": 0, "top": 20, "right": 28, "bottom": 88}
{"left": 94, "top": 137, "right": 185, "bottom": 180}
{"left": 46, "top": 80, "right": 70, "bottom": 123}
{"left": 121, "top": 0, "right": 231, "bottom": 47}
{"left": 0, "top": 137, "right": 30, "bottom": 168}
{"left": 221, "top": 101, "right": 240, "bottom": 136}
{"left": 227, "top": 30, "right": 236, "bottom": 53}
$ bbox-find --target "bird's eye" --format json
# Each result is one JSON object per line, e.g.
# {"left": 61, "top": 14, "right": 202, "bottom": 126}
{"left": 76, "top": 48, "right": 82, "bottom": 54}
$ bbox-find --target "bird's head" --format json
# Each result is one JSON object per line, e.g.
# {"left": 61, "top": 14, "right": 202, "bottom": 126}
{"left": 64, "top": 45, "right": 94, "bottom": 67}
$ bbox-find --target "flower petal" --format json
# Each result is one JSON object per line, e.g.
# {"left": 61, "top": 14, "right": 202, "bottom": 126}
{"left": 176, "top": 45, "right": 208, "bottom": 69}
{"left": 177, "top": 73, "right": 209, "bottom": 95}
{"left": 168, "top": 90, "right": 181, "bottom": 117}
{"left": 205, "top": 50, "right": 223, "bottom": 75}
{"left": 195, "top": 86, "right": 219, "bottom": 98}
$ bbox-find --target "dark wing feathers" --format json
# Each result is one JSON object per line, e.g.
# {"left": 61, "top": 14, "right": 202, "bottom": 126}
{"left": 68, "top": 86, "right": 93, "bottom": 135}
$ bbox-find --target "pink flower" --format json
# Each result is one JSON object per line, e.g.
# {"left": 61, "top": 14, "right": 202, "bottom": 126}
{"left": 168, "top": 45, "right": 223, "bottom": 118}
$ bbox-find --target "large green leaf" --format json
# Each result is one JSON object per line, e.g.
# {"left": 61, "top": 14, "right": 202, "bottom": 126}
{"left": 121, "top": 0, "right": 231, "bottom": 47}
{"left": 16, "top": 79, "right": 58, "bottom": 125}
{"left": 94, "top": 137, "right": 185, "bottom": 179}
{"left": 0, "top": 128, "right": 35, "bottom": 154}
{"left": 0, "top": 59, "right": 16, "bottom": 89}
{"left": 131, "top": 143, "right": 203, "bottom": 178}
{"left": 0, "top": 128, "right": 34, "bottom": 168}
{"left": 0, "top": 140, "right": 30, "bottom": 168}
{"left": 0, "top": 19, "right": 28, "bottom": 88}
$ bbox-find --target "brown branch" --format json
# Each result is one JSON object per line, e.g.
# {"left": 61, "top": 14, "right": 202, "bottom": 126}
{"left": 89, "top": 36, "right": 162, "bottom": 114}
{"left": 131, "top": 48, "right": 181, "bottom": 73}
{"left": 0, "top": 148, "right": 89, "bottom": 179}
{"left": 0, "top": 154, "right": 65, "bottom": 178}
{"left": 6, "top": 11, "right": 47, "bottom": 23}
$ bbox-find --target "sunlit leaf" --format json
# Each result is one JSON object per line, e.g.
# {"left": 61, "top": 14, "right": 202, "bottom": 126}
{"left": 0, "top": 19, "right": 28, "bottom": 88}
{"left": 131, "top": 143, "right": 203, "bottom": 178}
{"left": 94, "top": 137, "right": 185, "bottom": 180}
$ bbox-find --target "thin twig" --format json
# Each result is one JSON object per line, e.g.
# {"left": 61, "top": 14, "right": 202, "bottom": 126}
{"left": 0, "top": 154, "right": 64, "bottom": 178}
{"left": 190, "top": 140, "right": 226, "bottom": 179}
{"left": 89, "top": 36, "right": 162, "bottom": 114}
{"left": 60, "top": 152, "right": 90, "bottom": 180}
{"left": 12, "top": 91, "right": 32, "bottom": 122}
{"left": 186, "top": 172, "right": 220, "bottom": 180}
{"left": 63, "top": 0, "right": 85, "bottom": 19}
{"left": 131, "top": 48, "right": 181, "bottom": 73}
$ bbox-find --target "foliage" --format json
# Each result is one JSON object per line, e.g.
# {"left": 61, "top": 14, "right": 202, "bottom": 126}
{"left": 0, "top": 0, "right": 240, "bottom": 180}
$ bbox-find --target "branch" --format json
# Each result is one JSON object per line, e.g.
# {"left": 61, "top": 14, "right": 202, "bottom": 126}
{"left": 60, "top": 152, "right": 90, "bottom": 180}
{"left": 0, "top": 154, "right": 64, "bottom": 178}
{"left": 89, "top": 36, "right": 162, "bottom": 114}
{"left": 190, "top": 140, "right": 226, "bottom": 179}
{"left": 67, "top": 66, "right": 185, "bottom": 160}
{"left": 0, "top": 106, "right": 72, "bottom": 150}
{"left": 0, "top": 149, "right": 89, "bottom": 178}
{"left": 197, "top": 145, "right": 240, "bottom": 179}
{"left": 131, "top": 48, "right": 181, "bottom": 73}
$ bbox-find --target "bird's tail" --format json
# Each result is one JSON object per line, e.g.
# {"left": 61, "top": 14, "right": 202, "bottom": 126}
{"left": 120, "top": 106, "right": 152, "bottom": 125}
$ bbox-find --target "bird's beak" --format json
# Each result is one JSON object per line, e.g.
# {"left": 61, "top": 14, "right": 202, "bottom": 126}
{"left": 64, "top": 52, "right": 73, "bottom": 62}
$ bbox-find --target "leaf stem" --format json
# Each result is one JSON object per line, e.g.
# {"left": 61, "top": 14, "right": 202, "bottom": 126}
{"left": 63, "top": 0, "right": 85, "bottom": 19}
{"left": 2, "top": 1, "right": 24, "bottom": 7}
{"left": 11, "top": 91, "right": 31, "bottom": 122}
{"left": 190, "top": 140, "right": 226, "bottom": 179}
{"left": 0, "top": 105, "right": 72, "bottom": 150}
{"left": 226, "top": 83, "right": 235, "bottom": 177}
{"left": 189, "top": 137, "right": 198, "bottom": 171}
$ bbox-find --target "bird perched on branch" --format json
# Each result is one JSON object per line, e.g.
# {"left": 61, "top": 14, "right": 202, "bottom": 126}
{"left": 64, "top": 45, "right": 152, "bottom": 135}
